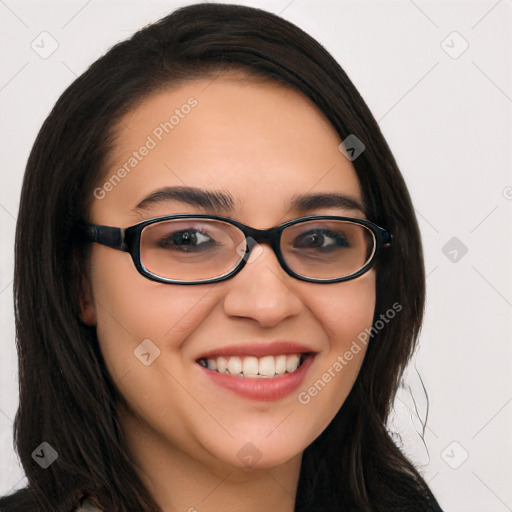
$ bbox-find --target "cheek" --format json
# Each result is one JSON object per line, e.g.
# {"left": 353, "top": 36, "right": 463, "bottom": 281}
{"left": 295, "top": 272, "right": 375, "bottom": 431}
{"left": 90, "top": 252, "right": 224, "bottom": 446}
{"left": 313, "top": 271, "right": 376, "bottom": 344}
{"left": 90, "top": 247, "right": 217, "bottom": 379}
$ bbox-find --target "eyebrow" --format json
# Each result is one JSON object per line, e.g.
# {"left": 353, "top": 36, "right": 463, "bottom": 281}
{"left": 133, "top": 186, "right": 235, "bottom": 213}
{"left": 289, "top": 192, "right": 365, "bottom": 215}
{"left": 133, "top": 186, "right": 365, "bottom": 216}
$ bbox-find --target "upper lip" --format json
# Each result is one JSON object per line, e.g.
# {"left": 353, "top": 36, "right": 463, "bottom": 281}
{"left": 196, "top": 341, "right": 318, "bottom": 360}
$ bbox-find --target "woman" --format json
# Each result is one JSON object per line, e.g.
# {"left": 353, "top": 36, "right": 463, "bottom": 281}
{"left": 0, "top": 3, "right": 443, "bottom": 511}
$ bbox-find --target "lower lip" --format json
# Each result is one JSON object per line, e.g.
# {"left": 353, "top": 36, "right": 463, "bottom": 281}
{"left": 196, "top": 355, "right": 315, "bottom": 401}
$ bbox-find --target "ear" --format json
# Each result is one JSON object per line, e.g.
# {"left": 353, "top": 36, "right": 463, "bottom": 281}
{"left": 78, "top": 272, "right": 97, "bottom": 326}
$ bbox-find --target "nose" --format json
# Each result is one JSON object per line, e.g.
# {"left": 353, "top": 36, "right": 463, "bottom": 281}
{"left": 222, "top": 243, "right": 303, "bottom": 328}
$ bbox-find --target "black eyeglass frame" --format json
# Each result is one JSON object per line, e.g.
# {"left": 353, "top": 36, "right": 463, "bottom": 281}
{"left": 80, "top": 214, "right": 392, "bottom": 285}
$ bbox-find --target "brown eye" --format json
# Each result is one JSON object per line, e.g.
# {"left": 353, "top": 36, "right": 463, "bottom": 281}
{"left": 157, "top": 229, "right": 215, "bottom": 252}
{"left": 292, "top": 229, "right": 350, "bottom": 251}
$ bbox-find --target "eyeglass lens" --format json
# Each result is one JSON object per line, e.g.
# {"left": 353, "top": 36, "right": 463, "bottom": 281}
{"left": 139, "top": 218, "right": 375, "bottom": 282}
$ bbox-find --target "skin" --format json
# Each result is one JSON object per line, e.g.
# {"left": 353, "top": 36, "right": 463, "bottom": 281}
{"left": 80, "top": 72, "right": 376, "bottom": 512}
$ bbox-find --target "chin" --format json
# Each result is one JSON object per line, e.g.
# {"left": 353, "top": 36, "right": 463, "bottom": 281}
{"left": 204, "top": 434, "right": 307, "bottom": 472}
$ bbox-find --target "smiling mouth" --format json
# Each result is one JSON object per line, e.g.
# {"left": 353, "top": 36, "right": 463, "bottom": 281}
{"left": 197, "top": 353, "right": 312, "bottom": 378}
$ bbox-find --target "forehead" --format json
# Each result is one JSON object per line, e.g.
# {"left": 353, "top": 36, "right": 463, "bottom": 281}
{"left": 91, "top": 74, "right": 364, "bottom": 224}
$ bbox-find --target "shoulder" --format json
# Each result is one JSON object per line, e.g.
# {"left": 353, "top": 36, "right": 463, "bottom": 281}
{"left": 0, "top": 488, "right": 103, "bottom": 512}
{"left": 0, "top": 487, "right": 34, "bottom": 512}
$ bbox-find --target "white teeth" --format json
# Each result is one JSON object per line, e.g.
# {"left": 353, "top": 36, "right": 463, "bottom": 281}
{"left": 258, "top": 355, "right": 275, "bottom": 377}
{"left": 228, "top": 356, "right": 242, "bottom": 376}
{"left": 275, "top": 354, "right": 287, "bottom": 375}
{"left": 286, "top": 354, "right": 300, "bottom": 373}
{"left": 199, "top": 353, "right": 306, "bottom": 378}
{"left": 217, "top": 356, "right": 227, "bottom": 373}
{"left": 242, "top": 356, "right": 259, "bottom": 377}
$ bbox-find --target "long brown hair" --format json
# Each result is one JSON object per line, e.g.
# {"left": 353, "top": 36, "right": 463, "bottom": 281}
{"left": 1, "top": 3, "right": 442, "bottom": 511}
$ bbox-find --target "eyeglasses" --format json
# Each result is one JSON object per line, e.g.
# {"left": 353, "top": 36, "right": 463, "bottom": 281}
{"left": 80, "top": 214, "right": 392, "bottom": 284}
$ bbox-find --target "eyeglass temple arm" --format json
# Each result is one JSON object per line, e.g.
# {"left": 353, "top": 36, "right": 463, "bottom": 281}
{"left": 81, "top": 225, "right": 128, "bottom": 251}
{"left": 380, "top": 229, "right": 393, "bottom": 245}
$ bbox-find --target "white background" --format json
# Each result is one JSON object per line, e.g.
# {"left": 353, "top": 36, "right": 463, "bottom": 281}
{"left": 0, "top": 1, "right": 511, "bottom": 511}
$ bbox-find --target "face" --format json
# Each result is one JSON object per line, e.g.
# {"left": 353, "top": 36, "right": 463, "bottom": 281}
{"left": 81, "top": 73, "right": 376, "bottom": 472}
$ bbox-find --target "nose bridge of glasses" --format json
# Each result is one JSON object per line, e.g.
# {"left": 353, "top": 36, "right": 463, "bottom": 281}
{"left": 241, "top": 224, "right": 281, "bottom": 255}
